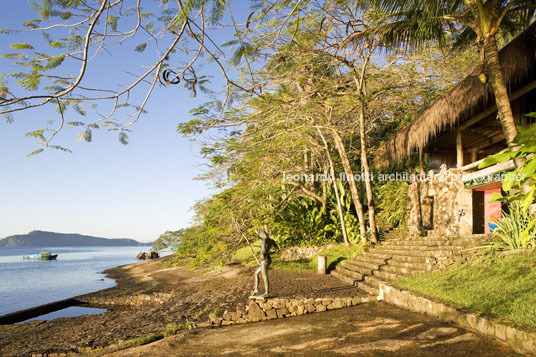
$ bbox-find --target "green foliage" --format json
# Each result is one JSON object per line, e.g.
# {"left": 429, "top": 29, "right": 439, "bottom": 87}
{"left": 163, "top": 322, "right": 190, "bottom": 337}
{"left": 10, "top": 43, "right": 34, "bottom": 50}
{"left": 491, "top": 203, "right": 536, "bottom": 250}
{"left": 395, "top": 253, "right": 536, "bottom": 327}
{"left": 85, "top": 332, "right": 164, "bottom": 356}
{"left": 480, "top": 120, "right": 536, "bottom": 245}
{"left": 134, "top": 43, "right": 147, "bottom": 52}
{"left": 107, "top": 16, "right": 120, "bottom": 32}
{"left": 377, "top": 180, "right": 409, "bottom": 227}
{"left": 272, "top": 198, "right": 336, "bottom": 247}
{"left": 152, "top": 230, "right": 183, "bottom": 251}
{"left": 45, "top": 55, "right": 65, "bottom": 69}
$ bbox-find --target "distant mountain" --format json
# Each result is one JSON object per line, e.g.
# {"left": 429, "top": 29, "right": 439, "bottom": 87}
{"left": 0, "top": 230, "right": 151, "bottom": 247}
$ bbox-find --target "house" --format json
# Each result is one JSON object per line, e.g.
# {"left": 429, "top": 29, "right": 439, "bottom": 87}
{"left": 374, "top": 23, "right": 536, "bottom": 237}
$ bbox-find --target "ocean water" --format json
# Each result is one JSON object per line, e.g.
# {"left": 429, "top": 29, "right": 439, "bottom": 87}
{"left": 0, "top": 246, "right": 144, "bottom": 316}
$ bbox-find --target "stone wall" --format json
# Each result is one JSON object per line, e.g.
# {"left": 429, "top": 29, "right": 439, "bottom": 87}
{"left": 81, "top": 292, "right": 173, "bottom": 307}
{"left": 280, "top": 243, "right": 337, "bottom": 262}
{"left": 378, "top": 283, "right": 536, "bottom": 355}
{"left": 209, "top": 295, "right": 375, "bottom": 326}
{"left": 407, "top": 167, "right": 473, "bottom": 237}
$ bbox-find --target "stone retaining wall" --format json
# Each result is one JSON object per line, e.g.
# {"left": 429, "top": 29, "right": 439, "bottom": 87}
{"left": 280, "top": 243, "right": 336, "bottom": 262}
{"left": 209, "top": 295, "right": 375, "bottom": 326}
{"left": 378, "top": 283, "right": 536, "bottom": 355}
{"left": 81, "top": 292, "right": 173, "bottom": 307}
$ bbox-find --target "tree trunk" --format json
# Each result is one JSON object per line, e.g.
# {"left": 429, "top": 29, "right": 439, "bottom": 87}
{"left": 317, "top": 129, "right": 350, "bottom": 246}
{"left": 482, "top": 36, "right": 518, "bottom": 150}
{"left": 321, "top": 168, "right": 328, "bottom": 216}
{"left": 358, "top": 105, "right": 378, "bottom": 243}
{"left": 330, "top": 130, "right": 367, "bottom": 243}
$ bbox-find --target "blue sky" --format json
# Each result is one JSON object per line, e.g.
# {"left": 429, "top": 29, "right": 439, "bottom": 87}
{"left": 0, "top": 1, "right": 247, "bottom": 242}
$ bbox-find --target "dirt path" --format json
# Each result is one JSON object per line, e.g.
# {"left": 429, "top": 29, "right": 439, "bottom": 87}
{"left": 110, "top": 302, "right": 518, "bottom": 357}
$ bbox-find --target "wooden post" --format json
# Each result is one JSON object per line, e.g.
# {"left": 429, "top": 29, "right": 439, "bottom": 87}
{"left": 419, "top": 149, "right": 425, "bottom": 174}
{"left": 317, "top": 255, "right": 327, "bottom": 275}
{"left": 456, "top": 129, "right": 464, "bottom": 168}
{"left": 471, "top": 150, "right": 478, "bottom": 164}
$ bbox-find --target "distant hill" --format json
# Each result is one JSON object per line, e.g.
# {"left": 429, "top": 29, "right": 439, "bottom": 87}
{"left": 0, "top": 230, "right": 151, "bottom": 247}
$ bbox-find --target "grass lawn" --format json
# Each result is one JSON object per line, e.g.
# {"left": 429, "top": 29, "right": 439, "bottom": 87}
{"left": 394, "top": 253, "right": 536, "bottom": 327}
{"left": 233, "top": 242, "right": 363, "bottom": 273}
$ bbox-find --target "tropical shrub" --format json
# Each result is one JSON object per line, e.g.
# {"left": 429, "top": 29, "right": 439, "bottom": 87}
{"left": 492, "top": 203, "right": 536, "bottom": 250}
{"left": 377, "top": 180, "right": 409, "bottom": 227}
{"left": 272, "top": 198, "right": 336, "bottom": 247}
{"left": 480, "top": 118, "right": 536, "bottom": 247}
{"left": 330, "top": 180, "right": 361, "bottom": 244}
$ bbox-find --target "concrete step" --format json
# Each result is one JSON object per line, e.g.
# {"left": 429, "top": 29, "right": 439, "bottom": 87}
{"left": 383, "top": 259, "right": 431, "bottom": 272}
{"left": 370, "top": 248, "right": 460, "bottom": 258}
{"left": 330, "top": 270, "right": 356, "bottom": 285}
{"left": 365, "top": 251, "right": 438, "bottom": 264}
{"left": 384, "top": 237, "right": 487, "bottom": 246}
{"left": 372, "top": 269, "right": 406, "bottom": 282}
{"left": 335, "top": 265, "right": 364, "bottom": 281}
{"left": 343, "top": 259, "right": 380, "bottom": 272}
{"left": 379, "top": 243, "right": 471, "bottom": 251}
{"left": 381, "top": 264, "right": 425, "bottom": 276}
{"left": 352, "top": 254, "right": 389, "bottom": 266}
{"left": 339, "top": 261, "right": 373, "bottom": 277}
{"left": 356, "top": 279, "right": 380, "bottom": 296}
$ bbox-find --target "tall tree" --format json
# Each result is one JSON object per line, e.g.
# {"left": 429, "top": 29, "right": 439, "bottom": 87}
{"left": 366, "top": 0, "right": 535, "bottom": 158}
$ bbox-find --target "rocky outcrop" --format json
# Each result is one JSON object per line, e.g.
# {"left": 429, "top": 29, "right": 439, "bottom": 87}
{"left": 136, "top": 251, "right": 159, "bottom": 260}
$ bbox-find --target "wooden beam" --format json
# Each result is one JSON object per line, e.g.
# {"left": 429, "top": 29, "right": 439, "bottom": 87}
{"left": 460, "top": 79, "right": 536, "bottom": 130}
{"left": 469, "top": 132, "right": 506, "bottom": 152}
{"left": 462, "top": 159, "right": 516, "bottom": 183}
{"left": 456, "top": 129, "right": 464, "bottom": 168}
{"left": 461, "top": 157, "right": 485, "bottom": 172}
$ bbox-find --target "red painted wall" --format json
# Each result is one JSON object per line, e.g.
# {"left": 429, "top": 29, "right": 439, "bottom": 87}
{"left": 484, "top": 188, "right": 502, "bottom": 233}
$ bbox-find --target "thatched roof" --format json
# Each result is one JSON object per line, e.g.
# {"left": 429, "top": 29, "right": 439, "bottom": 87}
{"left": 374, "top": 22, "right": 536, "bottom": 169}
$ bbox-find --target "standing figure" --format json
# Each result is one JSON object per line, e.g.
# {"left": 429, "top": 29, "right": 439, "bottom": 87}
{"left": 250, "top": 230, "right": 279, "bottom": 299}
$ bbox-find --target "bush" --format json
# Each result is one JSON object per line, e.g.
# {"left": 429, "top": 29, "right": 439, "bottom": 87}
{"left": 492, "top": 203, "right": 536, "bottom": 250}
{"left": 377, "top": 180, "right": 409, "bottom": 227}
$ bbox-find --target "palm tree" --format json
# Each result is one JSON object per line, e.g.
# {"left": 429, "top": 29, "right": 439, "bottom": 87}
{"left": 366, "top": 0, "right": 534, "bottom": 159}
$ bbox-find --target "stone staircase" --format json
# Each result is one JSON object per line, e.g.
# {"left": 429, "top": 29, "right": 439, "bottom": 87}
{"left": 331, "top": 236, "right": 486, "bottom": 296}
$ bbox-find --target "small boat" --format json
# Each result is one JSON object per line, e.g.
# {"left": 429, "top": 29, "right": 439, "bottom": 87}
{"left": 23, "top": 252, "right": 58, "bottom": 261}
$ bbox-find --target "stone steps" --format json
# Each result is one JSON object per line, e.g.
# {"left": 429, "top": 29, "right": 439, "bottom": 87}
{"left": 343, "top": 259, "right": 381, "bottom": 272}
{"left": 383, "top": 260, "right": 431, "bottom": 271}
{"left": 365, "top": 252, "right": 430, "bottom": 264}
{"left": 330, "top": 270, "right": 356, "bottom": 285}
{"left": 370, "top": 247, "right": 461, "bottom": 258}
{"left": 335, "top": 265, "right": 364, "bottom": 281}
{"left": 352, "top": 254, "right": 389, "bottom": 265}
{"left": 372, "top": 269, "right": 406, "bottom": 281}
{"left": 356, "top": 279, "right": 380, "bottom": 296}
{"left": 339, "top": 261, "right": 374, "bottom": 276}
{"left": 380, "top": 264, "right": 424, "bottom": 276}
{"left": 332, "top": 236, "right": 482, "bottom": 297}
{"left": 382, "top": 241, "right": 475, "bottom": 248}
{"left": 378, "top": 243, "right": 468, "bottom": 251}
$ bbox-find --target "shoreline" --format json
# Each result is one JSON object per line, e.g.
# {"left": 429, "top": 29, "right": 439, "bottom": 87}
{"left": 0, "top": 255, "right": 367, "bottom": 356}
{"left": 0, "top": 259, "right": 143, "bottom": 325}
{"left": 0, "top": 245, "right": 147, "bottom": 319}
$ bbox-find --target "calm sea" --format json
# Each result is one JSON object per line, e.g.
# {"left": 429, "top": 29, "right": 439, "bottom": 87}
{"left": 0, "top": 246, "right": 144, "bottom": 316}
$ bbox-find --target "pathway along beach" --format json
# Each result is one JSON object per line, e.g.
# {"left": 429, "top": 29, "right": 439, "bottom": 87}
{"left": 0, "top": 256, "right": 517, "bottom": 356}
